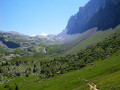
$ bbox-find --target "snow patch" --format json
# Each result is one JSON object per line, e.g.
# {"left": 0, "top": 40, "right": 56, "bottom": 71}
{"left": 59, "top": 37, "right": 62, "bottom": 39}
{"left": 31, "top": 35, "right": 36, "bottom": 37}
{"left": 40, "top": 33, "right": 48, "bottom": 36}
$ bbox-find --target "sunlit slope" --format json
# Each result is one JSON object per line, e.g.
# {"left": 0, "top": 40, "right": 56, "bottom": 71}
{"left": 47, "top": 26, "right": 119, "bottom": 57}
{"left": 62, "top": 27, "right": 116, "bottom": 55}
{"left": 70, "top": 28, "right": 114, "bottom": 52}
{"left": 0, "top": 50, "right": 120, "bottom": 90}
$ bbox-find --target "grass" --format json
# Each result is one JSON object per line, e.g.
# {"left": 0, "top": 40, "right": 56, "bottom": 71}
{"left": 68, "top": 29, "right": 114, "bottom": 53}
{"left": 0, "top": 50, "right": 120, "bottom": 90}
{"left": 58, "top": 28, "right": 114, "bottom": 56}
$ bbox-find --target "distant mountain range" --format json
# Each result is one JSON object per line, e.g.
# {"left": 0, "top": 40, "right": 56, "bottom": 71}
{"left": 0, "top": 30, "right": 58, "bottom": 52}
{"left": 0, "top": 30, "right": 25, "bottom": 36}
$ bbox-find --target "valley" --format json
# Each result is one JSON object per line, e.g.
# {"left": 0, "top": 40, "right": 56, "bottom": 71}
{"left": 0, "top": 0, "right": 120, "bottom": 90}
{"left": 0, "top": 26, "right": 120, "bottom": 89}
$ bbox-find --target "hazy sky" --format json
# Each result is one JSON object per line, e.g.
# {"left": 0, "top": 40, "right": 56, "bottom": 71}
{"left": 0, "top": 0, "right": 89, "bottom": 35}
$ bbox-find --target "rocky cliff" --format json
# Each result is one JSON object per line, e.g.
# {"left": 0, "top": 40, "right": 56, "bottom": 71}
{"left": 66, "top": 0, "right": 104, "bottom": 34}
{"left": 57, "top": 0, "right": 120, "bottom": 43}
{"left": 82, "top": 0, "right": 120, "bottom": 31}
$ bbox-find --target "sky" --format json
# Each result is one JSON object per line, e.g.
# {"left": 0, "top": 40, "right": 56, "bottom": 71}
{"left": 0, "top": 0, "right": 89, "bottom": 36}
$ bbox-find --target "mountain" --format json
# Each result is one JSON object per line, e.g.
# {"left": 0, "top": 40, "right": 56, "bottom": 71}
{"left": 56, "top": 0, "right": 105, "bottom": 42}
{"left": 0, "top": 30, "right": 59, "bottom": 57}
{"left": 34, "top": 34, "right": 57, "bottom": 41}
{"left": 66, "top": 0, "right": 120, "bottom": 34}
{"left": 82, "top": 0, "right": 120, "bottom": 32}
{"left": 66, "top": 0, "right": 104, "bottom": 34}
{"left": 57, "top": 0, "right": 120, "bottom": 43}
{"left": 55, "top": 29, "right": 80, "bottom": 43}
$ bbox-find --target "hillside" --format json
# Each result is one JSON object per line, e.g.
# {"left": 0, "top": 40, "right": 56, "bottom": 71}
{"left": 0, "top": 26, "right": 120, "bottom": 89}
{"left": 49, "top": 26, "right": 118, "bottom": 56}
{"left": 0, "top": 43, "right": 120, "bottom": 90}
{"left": 64, "top": 28, "right": 114, "bottom": 54}
{"left": 0, "top": 31, "right": 59, "bottom": 61}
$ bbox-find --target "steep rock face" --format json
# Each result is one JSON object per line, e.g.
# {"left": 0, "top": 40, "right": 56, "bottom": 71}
{"left": 57, "top": 0, "right": 120, "bottom": 43}
{"left": 66, "top": 0, "right": 104, "bottom": 34}
{"left": 82, "top": 0, "right": 120, "bottom": 31}
{"left": 56, "top": 0, "right": 104, "bottom": 43}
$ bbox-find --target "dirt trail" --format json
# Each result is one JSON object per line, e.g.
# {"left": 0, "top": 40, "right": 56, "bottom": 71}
{"left": 88, "top": 83, "right": 99, "bottom": 90}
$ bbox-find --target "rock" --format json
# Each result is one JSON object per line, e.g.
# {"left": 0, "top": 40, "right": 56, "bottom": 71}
{"left": 66, "top": 0, "right": 104, "bottom": 34}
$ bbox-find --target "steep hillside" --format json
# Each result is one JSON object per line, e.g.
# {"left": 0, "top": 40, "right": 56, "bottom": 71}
{"left": 65, "top": 28, "right": 114, "bottom": 54}
{"left": 51, "top": 26, "right": 118, "bottom": 56}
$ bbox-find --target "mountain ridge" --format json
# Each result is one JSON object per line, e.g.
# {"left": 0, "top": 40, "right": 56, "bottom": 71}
{"left": 56, "top": 0, "right": 120, "bottom": 43}
{"left": 56, "top": 0, "right": 105, "bottom": 43}
{"left": 66, "top": 0, "right": 104, "bottom": 34}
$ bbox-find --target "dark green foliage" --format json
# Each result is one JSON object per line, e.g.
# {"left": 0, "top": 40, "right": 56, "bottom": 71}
{"left": 4, "top": 85, "right": 9, "bottom": 88}
{"left": 0, "top": 47, "right": 8, "bottom": 54}
{"left": 33, "top": 68, "right": 36, "bottom": 73}
{"left": 47, "top": 44, "right": 64, "bottom": 55}
{"left": 15, "top": 85, "right": 19, "bottom": 90}
{"left": 0, "top": 68, "right": 3, "bottom": 73}
{"left": 16, "top": 61, "right": 19, "bottom": 66}
{"left": 0, "top": 37, "right": 20, "bottom": 48}
{"left": 25, "top": 74, "right": 29, "bottom": 77}
{"left": 15, "top": 48, "right": 24, "bottom": 54}
{"left": 16, "top": 73, "right": 20, "bottom": 77}
{"left": 34, "top": 64, "right": 36, "bottom": 68}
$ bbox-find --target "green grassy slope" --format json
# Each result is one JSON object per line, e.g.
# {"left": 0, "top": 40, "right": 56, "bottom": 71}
{"left": 65, "top": 28, "right": 114, "bottom": 54}
{"left": 50, "top": 26, "right": 120, "bottom": 56}
{"left": 49, "top": 28, "right": 115, "bottom": 56}
{"left": 0, "top": 50, "right": 120, "bottom": 90}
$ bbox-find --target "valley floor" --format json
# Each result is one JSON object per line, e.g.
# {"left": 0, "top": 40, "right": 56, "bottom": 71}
{"left": 0, "top": 51, "right": 120, "bottom": 90}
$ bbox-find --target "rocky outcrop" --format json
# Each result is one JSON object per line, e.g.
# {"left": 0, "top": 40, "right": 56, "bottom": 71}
{"left": 66, "top": 0, "right": 120, "bottom": 34}
{"left": 83, "top": 0, "right": 120, "bottom": 31}
{"left": 56, "top": 0, "right": 104, "bottom": 43}
{"left": 66, "top": 0, "right": 104, "bottom": 34}
{"left": 57, "top": 0, "right": 120, "bottom": 43}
